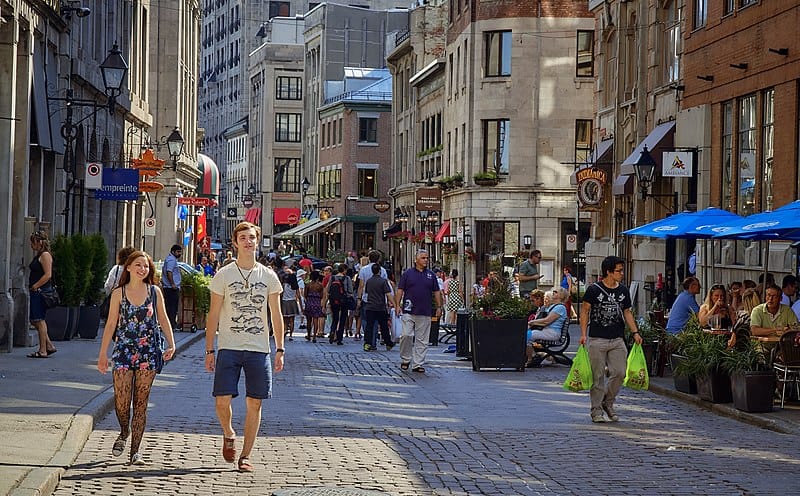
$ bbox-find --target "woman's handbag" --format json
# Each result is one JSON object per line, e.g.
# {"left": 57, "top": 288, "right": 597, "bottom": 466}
{"left": 563, "top": 345, "right": 593, "bottom": 392}
{"left": 39, "top": 285, "right": 61, "bottom": 309}
{"left": 150, "top": 285, "right": 166, "bottom": 373}
{"left": 623, "top": 343, "right": 650, "bottom": 390}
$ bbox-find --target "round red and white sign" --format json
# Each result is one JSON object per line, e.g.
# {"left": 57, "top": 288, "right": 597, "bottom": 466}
{"left": 144, "top": 218, "right": 156, "bottom": 229}
{"left": 87, "top": 163, "right": 101, "bottom": 176}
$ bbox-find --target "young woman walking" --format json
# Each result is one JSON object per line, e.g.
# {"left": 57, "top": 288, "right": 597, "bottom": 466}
{"left": 97, "top": 250, "right": 175, "bottom": 465}
{"left": 304, "top": 270, "right": 325, "bottom": 342}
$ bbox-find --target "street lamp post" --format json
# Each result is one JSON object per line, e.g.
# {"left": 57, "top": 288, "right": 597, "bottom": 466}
{"left": 50, "top": 42, "right": 129, "bottom": 233}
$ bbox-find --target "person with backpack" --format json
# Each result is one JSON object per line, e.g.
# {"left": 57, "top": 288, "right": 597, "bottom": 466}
{"left": 322, "top": 263, "right": 353, "bottom": 345}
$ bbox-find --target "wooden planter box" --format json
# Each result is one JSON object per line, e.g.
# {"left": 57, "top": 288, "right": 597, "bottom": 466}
{"left": 470, "top": 319, "right": 527, "bottom": 371}
{"left": 731, "top": 371, "right": 776, "bottom": 413}
{"left": 671, "top": 354, "right": 697, "bottom": 394}
{"left": 696, "top": 368, "right": 733, "bottom": 403}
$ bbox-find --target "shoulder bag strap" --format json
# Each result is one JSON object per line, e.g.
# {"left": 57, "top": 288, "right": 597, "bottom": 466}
{"left": 593, "top": 283, "right": 624, "bottom": 317}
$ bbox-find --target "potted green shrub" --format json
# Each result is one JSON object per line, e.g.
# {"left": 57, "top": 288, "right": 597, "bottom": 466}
{"left": 452, "top": 172, "right": 464, "bottom": 188}
{"left": 76, "top": 235, "right": 108, "bottom": 339}
{"left": 674, "top": 321, "right": 732, "bottom": 403}
{"left": 626, "top": 314, "right": 662, "bottom": 374}
{"left": 470, "top": 279, "right": 532, "bottom": 371}
{"left": 47, "top": 235, "right": 79, "bottom": 341}
{"left": 473, "top": 170, "right": 499, "bottom": 186}
{"left": 721, "top": 319, "right": 776, "bottom": 412}
{"left": 669, "top": 315, "right": 700, "bottom": 393}
{"left": 181, "top": 271, "right": 212, "bottom": 332}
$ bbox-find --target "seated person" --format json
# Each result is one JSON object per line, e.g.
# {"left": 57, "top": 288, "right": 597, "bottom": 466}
{"left": 698, "top": 284, "right": 737, "bottom": 329}
{"left": 665, "top": 277, "right": 701, "bottom": 334}
{"left": 750, "top": 284, "right": 798, "bottom": 337}
{"left": 526, "top": 289, "right": 546, "bottom": 321}
{"left": 739, "top": 288, "right": 761, "bottom": 318}
{"left": 526, "top": 288, "right": 568, "bottom": 364}
{"left": 728, "top": 281, "right": 743, "bottom": 315}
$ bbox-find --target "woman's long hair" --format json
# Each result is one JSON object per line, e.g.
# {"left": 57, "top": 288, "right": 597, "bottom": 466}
{"left": 117, "top": 251, "right": 157, "bottom": 287}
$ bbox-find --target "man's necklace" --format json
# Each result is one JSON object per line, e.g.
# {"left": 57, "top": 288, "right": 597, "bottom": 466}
{"left": 235, "top": 263, "right": 254, "bottom": 288}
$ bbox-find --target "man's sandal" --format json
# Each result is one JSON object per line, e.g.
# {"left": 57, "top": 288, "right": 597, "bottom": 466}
{"left": 222, "top": 437, "right": 236, "bottom": 463}
{"left": 400, "top": 362, "right": 410, "bottom": 371}
{"left": 238, "top": 456, "right": 254, "bottom": 472}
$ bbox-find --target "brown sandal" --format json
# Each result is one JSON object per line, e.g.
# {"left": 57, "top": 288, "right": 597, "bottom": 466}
{"left": 238, "top": 456, "right": 254, "bottom": 472}
{"left": 222, "top": 437, "right": 236, "bottom": 463}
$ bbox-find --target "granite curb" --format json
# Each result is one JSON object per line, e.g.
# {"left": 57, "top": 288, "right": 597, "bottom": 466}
{"left": 8, "top": 331, "right": 205, "bottom": 496}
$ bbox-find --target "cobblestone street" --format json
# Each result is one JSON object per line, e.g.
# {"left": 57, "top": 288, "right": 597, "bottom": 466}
{"left": 54, "top": 336, "right": 799, "bottom": 495}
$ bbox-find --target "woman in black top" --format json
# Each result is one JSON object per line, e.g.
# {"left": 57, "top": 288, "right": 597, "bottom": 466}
{"left": 28, "top": 231, "right": 57, "bottom": 358}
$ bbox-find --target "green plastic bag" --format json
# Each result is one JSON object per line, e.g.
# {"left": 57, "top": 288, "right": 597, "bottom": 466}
{"left": 563, "top": 345, "right": 593, "bottom": 392}
{"left": 624, "top": 343, "right": 650, "bottom": 390}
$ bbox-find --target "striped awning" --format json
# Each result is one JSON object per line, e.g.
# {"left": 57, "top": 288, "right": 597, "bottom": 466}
{"left": 196, "top": 153, "right": 219, "bottom": 198}
{"left": 245, "top": 208, "right": 262, "bottom": 224}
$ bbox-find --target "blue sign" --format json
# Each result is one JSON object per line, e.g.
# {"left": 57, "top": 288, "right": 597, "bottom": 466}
{"left": 95, "top": 168, "right": 139, "bottom": 201}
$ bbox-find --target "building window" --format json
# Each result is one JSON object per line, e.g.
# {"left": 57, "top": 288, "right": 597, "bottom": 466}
{"left": 576, "top": 30, "right": 594, "bottom": 77}
{"left": 723, "top": 0, "right": 734, "bottom": 15}
{"left": 276, "top": 76, "right": 302, "bottom": 100}
{"left": 483, "top": 119, "right": 510, "bottom": 174}
{"left": 358, "top": 168, "right": 377, "bottom": 198}
{"left": 762, "top": 89, "right": 774, "bottom": 212}
{"left": 338, "top": 117, "right": 343, "bottom": 144}
{"left": 693, "top": 0, "right": 707, "bottom": 29}
{"left": 740, "top": 0, "right": 756, "bottom": 8}
{"left": 274, "top": 158, "right": 300, "bottom": 193}
{"left": 359, "top": 117, "right": 377, "bottom": 143}
{"left": 575, "top": 120, "right": 593, "bottom": 164}
{"left": 737, "top": 94, "right": 757, "bottom": 217}
{"left": 268, "top": 1, "right": 290, "bottom": 19}
{"left": 722, "top": 101, "right": 733, "bottom": 212}
{"left": 275, "top": 113, "right": 301, "bottom": 142}
{"left": 484, "top": 31, "right": 511, "bottom": 77}
{"left": 663, "top": 2, "right": 681, "bottom": 83}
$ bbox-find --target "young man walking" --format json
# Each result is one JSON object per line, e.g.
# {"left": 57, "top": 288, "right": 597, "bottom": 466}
{"left": 161, "top": 244, "right": 183, "bottom": 331}
{"left": 205, "top": 222, "right": 285, "bottom": 472}
{"left": 395, "top": 249, "right": 442, "bottom": 373}
{"left": 579, "top": 256, "right": 641, "bottom": 423}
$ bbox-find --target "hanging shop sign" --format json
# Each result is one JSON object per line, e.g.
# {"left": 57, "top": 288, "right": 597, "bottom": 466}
{"left": 575, "top": 167, "right": 607, "bottom": 212}
{"left": 415, "top": 187, "right": 442, "bottom": 211}
{"left": 662, "top": 151, "right": 694, "bottom": 178}
{"left": 95, "top": 168, "right": 139, "bottom": 201}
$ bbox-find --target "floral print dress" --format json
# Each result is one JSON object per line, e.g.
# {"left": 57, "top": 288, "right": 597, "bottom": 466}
{"left": 112, "top": 285, "right": 160, "bottom": 371}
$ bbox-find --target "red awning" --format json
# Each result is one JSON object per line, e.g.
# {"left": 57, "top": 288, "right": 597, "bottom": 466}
{"left": 435, "top": 220, "right": 451, "bottom": 242}
{"left": 244, "top": 208, "right": 261, "bottom": 224}
{"left": 274, "top": 207, "right": 301, "bottom": 225}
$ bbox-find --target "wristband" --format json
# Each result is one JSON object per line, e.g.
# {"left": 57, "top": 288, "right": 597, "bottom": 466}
{"left": 631, "top": 331, "right": 639, "bottom": 335}
{"left": 275, "top": 348, "right": 285, "bottom": 353}
{"left": 205, "top": 349, "right": 215, "bottom": 355}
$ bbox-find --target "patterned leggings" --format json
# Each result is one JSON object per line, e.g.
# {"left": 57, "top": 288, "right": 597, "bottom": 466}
{"left": 112, "top": 369, "right": 156, "bottom": 460}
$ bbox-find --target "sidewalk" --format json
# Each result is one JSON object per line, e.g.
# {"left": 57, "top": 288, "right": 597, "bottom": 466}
{"left": 1, "top": 323, "right": 799, "bottom": 496}
{"left": 0, "top": 329, "right": 204, "bottom": 496}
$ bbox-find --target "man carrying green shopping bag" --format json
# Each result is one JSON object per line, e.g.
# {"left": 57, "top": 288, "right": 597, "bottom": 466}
{"left": 580, "top": 256, "right": 642, "bottom": 423}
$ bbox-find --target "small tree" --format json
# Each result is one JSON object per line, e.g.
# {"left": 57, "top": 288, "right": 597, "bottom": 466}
{"left": 86, "top": 234, "right": 108, "bottom": 305}
{"left": 51, "top": 235, "right": 79, "bottom": 306}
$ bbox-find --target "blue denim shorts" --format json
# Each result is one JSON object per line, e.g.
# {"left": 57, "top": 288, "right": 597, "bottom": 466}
{"left": 29, "top": 291, "right": 46, "bottom": 322}
{"left": 213, "top": 349, "right": 272, "bottom": 399}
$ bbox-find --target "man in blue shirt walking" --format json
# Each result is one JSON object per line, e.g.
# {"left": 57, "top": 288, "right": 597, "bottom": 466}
{"left": 395, "top": 249, "right": 442, "bottom": 373}
{"left": 665, "top": 277, "right": 701, "bottom": 334}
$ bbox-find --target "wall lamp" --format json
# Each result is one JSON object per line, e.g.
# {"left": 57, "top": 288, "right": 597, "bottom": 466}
{"left": 729, "top": 63, "right": 748, "bottom": 70}
{"left": 768, "top": 48, "right": 789, "bottom": 56}
{"left": 632, "top": 146, "right": 657, "bottom": 200}
{"left": 523, "top": 235, "right": 532, "bottom": 250}
{"left": 696, "top": 75, "right": 714, "bottom": 82}
{"left": 463, "top": 226, "right": 472, "bottom": 247}
{"left": 60, "top": 1, "right": 91, "bottom": 19}
{"left": 669, "top": 84, "right": 686, "bottom": 91}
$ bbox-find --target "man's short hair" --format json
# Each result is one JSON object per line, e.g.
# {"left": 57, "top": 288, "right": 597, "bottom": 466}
{"left": 530, "top": 250, "right": 542, "bottom": 259}
{"left": 371, "top": 263, "right": 381, "bottom": 275}
{"left": 170, "top": 244, "right": 182, "bottom": 253}
{"left": 232, "top": 221, "right": 261, "bottom": 243}
{"left": 782, "top": 274, "right": 797, "bottom": 289}
{"left": 368, "top": 250, "right": 381, "bottom": 263}
{"left": 682, "top": 277, "right": 699, "bottom": 290}
{"left": 601, "top": 256, "right": 626, "bottom": 277}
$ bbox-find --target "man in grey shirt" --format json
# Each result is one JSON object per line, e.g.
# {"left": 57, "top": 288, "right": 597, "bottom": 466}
{"left": 362, "top": 263, "right": 394, "bottom": 351}
{"left": 517, "top": 250, "right": 543, "bottom": 299}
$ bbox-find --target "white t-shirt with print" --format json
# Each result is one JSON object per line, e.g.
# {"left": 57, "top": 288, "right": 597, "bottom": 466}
{"left": 209, "top": 262, "right": 282, "bottom": 354}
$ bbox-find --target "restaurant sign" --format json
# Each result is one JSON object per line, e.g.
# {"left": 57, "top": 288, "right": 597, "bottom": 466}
{"left": 575, "top": 167, "right": 607, "bottom": 212}
{"left": 415, "top": 187, "right": 442, "bottom": 211}
{"left": 662, "top": 151, "right": 694, "bottom": 178}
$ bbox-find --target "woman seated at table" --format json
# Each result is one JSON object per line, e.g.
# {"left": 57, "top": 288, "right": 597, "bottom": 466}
{"left": 698, "top": 284, "right": 737, "bottom": 329}
{"left": 738, "top": 288, "right": 761, "bottom": 318}
{"left": 526, "top": 288, "right": 568, "bottom": 364}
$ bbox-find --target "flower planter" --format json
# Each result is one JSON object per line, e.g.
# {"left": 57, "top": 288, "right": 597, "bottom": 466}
{"left": 671, "top": 353, "right": 697, "bottom": 394}
{"left": 76, "top": 305, "right": 101, "bottom": 339}
{"left": 470, "top": 319, "right": 527, "bottom": 371}
{"left": 474, "top": 179, "right": 499, "bottom": 187}
{"left": 46, "top": 306, "right": 79, "bottom": 341}
{"left": 696, "top": 368, "right": 733, "bottom": 403}
{"left": 730, "top": 371, "right": 776, "bottom": 413}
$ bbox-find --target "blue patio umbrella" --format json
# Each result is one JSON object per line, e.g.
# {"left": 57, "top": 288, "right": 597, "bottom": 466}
{"left": 711, "top": 200, "right": 800, "bottom": 241}
{"left": 623, "top": 208, "right": 743, "bottom": 239}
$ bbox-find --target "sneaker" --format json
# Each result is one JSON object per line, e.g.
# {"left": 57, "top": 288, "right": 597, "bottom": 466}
{"left": 111, "top": 435, "right": 126, "bottom": 457}
{"left": 602, "top": 405, "right": 619, "bottom": 422}
{"left": 386, "top": 343, "right": 395, "bottom": 351}
{"left": 363, "top": 343, "right": 371, "bottom": 352}
{"left": 130, "top": 453, "right": 146, "bottom": 465}
{"left": 591, "top": 413, "right": 606, "bottom": 423}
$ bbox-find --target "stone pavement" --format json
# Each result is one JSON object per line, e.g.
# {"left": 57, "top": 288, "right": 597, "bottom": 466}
{"left": 3, "top": 324, "right": 800, "bottom": 495}
{"left": 0, "top": 328, "right": 204, "bottom": 496}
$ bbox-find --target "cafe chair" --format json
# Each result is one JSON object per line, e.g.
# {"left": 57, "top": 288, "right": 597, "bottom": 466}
{"left": 773, "top": 330, "right": 800, "bottom": 408}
